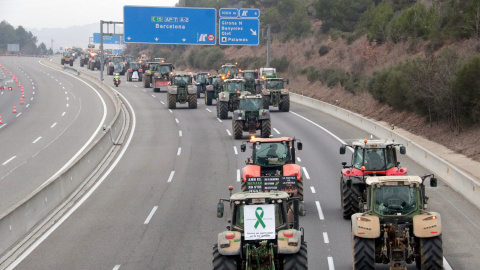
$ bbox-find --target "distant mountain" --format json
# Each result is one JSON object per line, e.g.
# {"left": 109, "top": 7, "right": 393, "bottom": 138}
{"left": 28, "top": 23, "right": 124, "bottom": 52}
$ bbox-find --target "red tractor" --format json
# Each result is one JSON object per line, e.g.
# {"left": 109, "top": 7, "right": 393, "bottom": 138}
{"left": 339, "top": 139, "right": 407, "bottom": 219}
{"left": 240, "top": 136, "right": 305, "bottom": 215}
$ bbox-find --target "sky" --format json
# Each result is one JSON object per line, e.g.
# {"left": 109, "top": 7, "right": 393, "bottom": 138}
{"left": 0, "top": 0, "right": 179, "bottom": 29}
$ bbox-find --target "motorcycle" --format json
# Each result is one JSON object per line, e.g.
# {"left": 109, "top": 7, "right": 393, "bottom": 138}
{"left": 114, "top": 78, "right": 121, "bottom": 87}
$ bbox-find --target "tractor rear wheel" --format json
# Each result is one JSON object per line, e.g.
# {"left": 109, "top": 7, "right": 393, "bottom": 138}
{"left": 206, "top": 91, "right": 213, "bottom": 105}
{"left": 143, "top": 76, "right": 151, "bottom": 88}
{"left": 233, "top": 120, "right": 243, "bottom": 139}
{"left": 283, "top": 241, "right": 308, "bottom": 270}
{"left": 61, "top": 59, "right": 65, "bottom": 65}
{"left": 212, "top": 244, "right": 237, "bottom": 270}
{"left": 219, "top": 101, "right": 228, "bottom": 119}
{"left": 261, "top": 119, "right": 271, "bottom": 138}
{"left": 167, "top": 93, "right": 176, "bottom": 109}
{"left": 197, "top": 86, "right": 201, "bottom": 98}
{"left": 281, "top": 95, "right": 290, "bottom": 112}
{"left": 69, "top": 60, "right": 73, "bottom": 66}
{"left": 297, "top": 180, "right": 304, "bottom": 201}
{"left": 188, "top": 94, "right": 197, "bottom": 109}
{"left": 108, "top": 67, "right": 113, "bottom": 75}
{"left": 353, "top": 236, "right": 375, "bottom": 270}
{"left": 262, "top": 96, "right": 270, "bottom": 109}
{"left": 418, "top": 236, "right": 443, "bottom": 270}
{"left": 80, "top": 61, "right": 84, "bottom": 67}
{"left": 341, "top": 179, "right": 361, "bottom": 219}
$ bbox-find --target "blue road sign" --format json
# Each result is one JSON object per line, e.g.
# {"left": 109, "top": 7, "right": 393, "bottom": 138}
{"left": 124, "top": 6, "right": 216, "bottom": 45}
{"left": 93, "top": 33, "right": 123, "bottom": 44}
{"left": 219, "top": 8, "right": 260, "bottom": 46}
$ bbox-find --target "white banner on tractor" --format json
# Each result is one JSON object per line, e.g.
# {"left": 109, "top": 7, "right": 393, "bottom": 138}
{"left": 244, "top": 204, "right": 275, "bottom": 240}
{"left": 132, "top": 71, "right": 139, "bottom": 80}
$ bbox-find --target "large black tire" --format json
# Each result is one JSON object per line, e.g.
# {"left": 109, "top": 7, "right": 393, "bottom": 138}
{"left": 281, "top": 95, "right": 290, "bottom": 112}
{"left": 168, "top": 93, "right": 176, "bottom": 109}
{"left": 108, "top": 66, "right": 113, "bottom": 75}
{"left": 233, "top": 120, "right": 243, "bottom": 139}
{"left": 417, "top": 236, "right": 443, "bottom": 270}
{"left": 153, "top": 87, "right": 160, "bottom": 92}
{"left": 353, "top": 236, "right": 375, "bottom": 270}
{"left": 138, "top": 73, "right": 143, "bottom": 81}
{"left": 189, "top": 94, "right": 197, "bottom": 109}
{"left": 69, "top": 60, "right": 73, "bottom": 66}
{"left": 261, "top": 119, "right": 271, "bottom": 138}
{"left": 197, "top": 86, "right": 201, "bottom": 98}
{"left": 61, "top": 59, "right": 65, "bottom": 65}
{"left": 143, "top": 76, "right": 151, "bottom": 88}
{"left": 212, "top": 244, "right": 237, "bottom": 270}
{"left": 206, "top": 91, "right": 213, "bottom": 105}
{"left": 297, "top": 180, "right": 304, "bottom": 201}
{"left": 262, "top": 96, "right": 270, "bottom": 110}
{"left": 219, "top": 101, "right": 228, "bottom": 119}
{"left": 282, "top": 242, "right": 308, "bottom": 270}
{"left": 80, "top": 61, "right": 84, "bottom": 67}
{"left": 341, "top": 179, "right": 361, "bottom": 219}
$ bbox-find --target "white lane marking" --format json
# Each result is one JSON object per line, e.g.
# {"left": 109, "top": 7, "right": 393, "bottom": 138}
{"left": 66, "top": 104, "right": 69, "bottom": 107}
{"left": 217, "top": 118, "right": 222, "bottom": 123}
{"left": 151, "top": 94, "right": 155, "bottom": 98}
{"left": 63, "top": 87, "right": 65, "bottom": 90}
{"left": 290, "top": 111, "right": 346, "bottom": 145}
{"left": 302, "top": 167, "right": 310, "bottom": 180}
{"left": 32, "top": 91, "right": 35, "bottom": 94}
{"left": 175, "top": 118, "right": 179, "bottom": 124}
{"left": 169, "top": 109, "right": 172, "bottom": 113}
{"left": 30, "top": 97, "right": 33, "bottom": 101}
{"left": 61, "top": 112, "right": 65, "bottom": 116}
{"left": 197, "top": 102, "right": 199, "bottom": 104}
{"left": 206, "top": 108, "right": 212, "bottom": 112}
{"left": 443, "top": 257, "right": 453, "bottom": 270}
{"left": 32, "top": 137, "right": 42, "bottom": 144}
{"left": 66, "top": 97, "right": 69, "bottom": 101}
{"left": 134, "top": 85, "right": 138, "bottom": 88}
{"left": 160, "top": 101, "right": 165, "bottom": 105}
{"left": 234, "top": 146, "right": 238, "bottom": 155}
{"left": 177, "top": 147, "right": 181, "bottom": 156}
{"left": 226, "top": 129, "right": 232, "bottom": 136}
{"left": 179, "top": 130, "right": 182, "bottom": 137}
{"left": 142, "top": 89, "right": 146, "bottom": 92}
{"left": 237, "top": 169, "right": 241, "bottom": 182}
{"left": 2, "top": 156, "right": 16, "bottom": 166}
{"left": 327, "top": 256, "right": 334, "bottom": 270}
{"left": 273, "top": 128, "right": 280, "bottom": 134}
{"left": 323, "top": 232, "right": 330, "bottom": 244}
{"left": 144, "top": 206, "right": 158, "bottom": 224}
{"left": 297, "top": 157, "right": 301, "bottom": 162}
{"left": 167, "top": 171, "right": 175, "bottom": 182}
{"left": 113, "top": 265, "right": 121, "bottom": 270}
{"left": 310, "top": 186, "right": 316, "bottom": 193}
{"left": 0, "top": 124, "right": 6, "bottom": 129}
{"left": 16, "top": 112, "right": 22, "bottom": 117}
{"left": 51, "top": 123, "right": 57, "bottom": 128}
{"left": 315, "top": 201, "right": 325, "bottom": 220}
{"left": 65, "top": 91, "right": 67, "bottom": 94}
{"left": 26, "top": 104, "right": 30, "bottom": 108}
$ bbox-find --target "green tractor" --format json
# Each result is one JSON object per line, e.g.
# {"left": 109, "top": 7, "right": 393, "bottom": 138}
{"left": 143, "top": 62, "right": 175, "bottom": 92}
{"left": 217, "top": 79, "right": 250, "bottom": 119}
{"left": 167, "top": 72, "right": 197, "bottom": 109}
{"left": 107, "top": 55, "right": 126, "bottom": 75}
{"left": 214, "top": 188, "right": 308, "bottom": 270}
{"left": 261, "top": 77, "right": 290, "bottom": 112}
{"left": 232, "top": 94, "right": 271, "bottom": 139}
{"left": 239, "top": 69, "right": 261, "bottom": 94}
{"left": 205, "top": 75, "right": 224, "bottom": 106}
{"left": 351, "top": 175, "right": 442, "bottom": 270}
{"left": 220, "top": 63, "right": 238, "bottom": 79}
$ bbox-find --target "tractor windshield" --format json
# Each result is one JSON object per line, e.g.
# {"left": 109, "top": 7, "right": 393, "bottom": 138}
{"left": 265, "top": 80, "right": 284, "bottom": 90}
{"left": 159, "top": 65, "right": 172, "bottom": 74}
{"left": 222, "top": 66, "right": 236, "bottom": 75}
{"left": 226, "top": 82, "right": 244, "bottom": 92}
{"left": 253, "top": 142, "right": 290, "bottom": 166}
{"left": 374, "top": 186, "right": 417, "bottom": 216}
{"left": 211, "top": 77, "right": 222, "bottom": 85}
{"left": 174, "top": 76, "right": 191, "bottom": 85}
{"left": 129, "top": 63, "right": 140, "bottom": 69}
{"left": 244, "top": 72, "right": 256, "bottom": 80}
{"left": 197, "top": 74, "right": 208, "bottom": 83}
{"left": 113, "top": 57, "right": 125, "bottom": 63}
{"left": 239, "top": 98, "right": 261, "bottom": 111}
{"left": 63, "top": 52, "right": 71, "bottom": 57}
{"left": 234, "top": 204, "right": 284, "bottom": 229}
{"left": 352, "top": 147, "right": 396, "bottom": 171}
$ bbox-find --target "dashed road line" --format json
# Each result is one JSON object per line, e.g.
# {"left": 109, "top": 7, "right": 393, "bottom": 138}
{"left": 310, "top": 186, "right": 316, "bottom": 193}
{"left": 206, "top": 108, "right": 212, "bottom": 112}
{"left": 16, "top": 112, "right": 22, "bottom": 118}
{"left": 151, "top": 94, "right": 155, "bottom": 98}
{"left": 217, "top": 118, "right": 222, "bottom": 123}
{"left": 226, "top": 129, "right": 232, "bottom": 136}
{"left": 2, "top": 156, "right": 16, "bottom": 166}
{"left": 62, "top": 112, "right": 65, "bottom": 116}
{"left": 51, "top": 123, "right": 57, "bottom": 128}
{"left": 302, "top": 167, "right": 310, "bottom": 179}
{"left": 297, "top": 157, "right": 301, "bottom": 162}
{"left": 32, "top": 137, "right": 42, "bottom": 144}
{"left": 237, "top": 169, "right": 241, "bottom": 182}
{"left": 327, "top": 256, "right": 334, "bottom": 270}
{"left": 112, "top": 265, "right": 121, "bottom": 270}
{"left": 175, "top": 118, "right": 179, "bottom": 124}
{"left": 169, "top": 109, "right": 172, "bottom": 113}
{"left": 323, "top": 232, "right": 329, "bottom": 244}
{"left": 144, "top": 206, "right": 158, "bottom": 224}
{"left": 234, "top": 146, "right": 238, "bottom": 155}
{"left": 167, "top": 171, "right": 175, "bottom": 182}
{"left": 179, "top": 130, "right": 182, "bottom": 137}
{"left": 177, "top": 147, "right": 181, "bottom": 156}
{"left": 315, "top": 201, "right": 325, "bottom": 220}
{"left": 273, "top": 128, "right": 280, "bottom": 134}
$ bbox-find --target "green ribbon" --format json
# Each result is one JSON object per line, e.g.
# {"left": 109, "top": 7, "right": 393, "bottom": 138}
{"left": 254, "top": 207, "right": 266, "bottom": 229}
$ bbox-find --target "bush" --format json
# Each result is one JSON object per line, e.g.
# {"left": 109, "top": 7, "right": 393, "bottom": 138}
{"left": 318, "top": 45, "right": 331, "bottom": 56}
{"left": 303, "top": 66, "right": 321, "bottom": 82}
{"left": 452, "top": 56, "right": 480, "bottom": 123}
{"left": 320, "top": 68, "right": 350, "bottom": 87}
{"left": 270, "top": 56, "right": 290, "bottom": 72}
{"left": 187, "top": 46, "right": 225, "bottom": 69}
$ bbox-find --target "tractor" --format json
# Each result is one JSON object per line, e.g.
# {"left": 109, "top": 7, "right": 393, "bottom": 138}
{"left": 195, "top": 72, "right": 210, "bottom": 98}
{"left": 61, "top": 51, "right": 74, "bottom": 66}
{"left": 239, "top": 69, "right": 261, "bottom": 94}
{"left": 143, "top": 62, "right": 175, "bottom": 92}
{"left": 205, "top": 74, "right": 224, "bottom": 106}
{"left": 261, "top": 77, "right": 290, "bottom": 112}
{"left": 340, "top": 139, "right": 407, "bottom": 219}
{"left": 167, "top": 72, "right": 197, "bottom": 109}
{"left": 214, "top": 188, "right": 308, "bottom": 270}
{"left": 219, "top": 63, "right": 238, "bottom": 79}
{"left": 352, "top": 175, "right": 442, "bottom": 270}
{"left": 126, "top": 62, "right": 143, "bottom": 82}
{"left": 232, "top": 94, "right": 271, "bottom": 139}
{"left": 216, "top": 79, "right": 250, "bottom": 119}
{"left": 107, "top": 55, "right": 126, "bottom": 75}
{"left": 240, "top": 137, "right": 305, "bottom": 215}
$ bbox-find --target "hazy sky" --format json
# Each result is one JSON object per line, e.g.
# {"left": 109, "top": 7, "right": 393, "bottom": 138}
{"left": 0, "top": 0, "right": 179, "bottom": 29}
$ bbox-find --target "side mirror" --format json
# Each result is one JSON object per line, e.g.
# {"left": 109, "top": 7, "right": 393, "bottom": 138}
{"left": 340, "top": 145, "right": 346, "bottom": 155}
{"left": 241, "top": 144, "right": 246, "bottom": 152}
{"left": 286, "top": 79, "right": 290, "bottom": 85}
{"left": 400, "top": 146, "right": 406, "bottom": 155}
{"left": 342, "top": 162, "right": 347, "bottom": 167}
{"left": 297, "top": 142, "right": 303, "bottom": 150}
{"left": 430, "top": 178, "right": 438, "bottom": 187}
{"left": 217, "top": 202, "right": 224, "bottom": 218}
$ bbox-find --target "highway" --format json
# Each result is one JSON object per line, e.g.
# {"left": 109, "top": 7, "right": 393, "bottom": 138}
{"left": 4, "top": 56, "right": 480, "bottom": 269}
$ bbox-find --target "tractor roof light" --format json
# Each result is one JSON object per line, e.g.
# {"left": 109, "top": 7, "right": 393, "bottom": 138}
{"left": 361, "top": 166, "right": 366, "bottom": 171}
{"left": 364, "top": 139, "right": 368, "bottom": 144}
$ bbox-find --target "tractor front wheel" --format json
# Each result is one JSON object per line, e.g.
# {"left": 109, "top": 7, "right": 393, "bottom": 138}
{"left": 206, "top": 91, "right": 213, "bottom": 105}
{"left": 282, "top": 241, "right": 308, "bottom": 270}
{"left": 233, "top": 120, "right": 243, "bottom": 139}
{"left": 219, "top": 101, "right": 228, "bottom": 119}
{"left": 167, "top": 92, "right": 176, "bottom": 109}
{"left": 418, "top": 236, "right": 443, "bottom": 270}
{"left": 188, "top": 94, "right": 197, "bottom": 109}
{"left": 261, "top": 119, "right": 271, "bottom": 138}
{"left": 281, "top": 95, "right": 290, "bottom": 112}
{"left": 262, "top": 96, "right": 270, "bottom": 110}
{"left": 353, "top": 236, "right": 375, "bottom": 270}
{"left": 341, "top": 179, "right": 361, "bottom": 219}
{"left": 212, "top": 244, "right": 237, "bottom": 270}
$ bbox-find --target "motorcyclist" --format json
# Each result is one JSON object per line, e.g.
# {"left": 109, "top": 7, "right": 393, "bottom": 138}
{"left": 113, "top": 74, "right": 121, "bottom": 86}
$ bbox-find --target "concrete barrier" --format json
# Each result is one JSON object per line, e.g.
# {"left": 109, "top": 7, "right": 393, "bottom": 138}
{"left": 291, "top": 93, "right": 480, "bottom": 209}
{"left": 0, "top": 58, "right": 129, "bottom": 262}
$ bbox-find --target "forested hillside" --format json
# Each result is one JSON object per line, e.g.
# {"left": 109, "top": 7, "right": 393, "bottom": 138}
{"left": 0, "top": 20, "right": 52, "bottom": 55}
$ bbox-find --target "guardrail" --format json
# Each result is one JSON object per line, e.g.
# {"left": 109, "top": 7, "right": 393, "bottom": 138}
{"left": 291, "top": 93, "right": 480, "bottom": 209}
{"left": 0, "top": 57, "right": 129, "bottom": 264}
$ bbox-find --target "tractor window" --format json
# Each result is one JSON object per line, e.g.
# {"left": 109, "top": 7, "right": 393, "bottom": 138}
{"left": 113, "top": 57, "right": 124, "bottom": 63}
{"left": 353, "top": 148, "right": 387, "bottom": 171}
{"left": 266, "top": 80, "right": 283, "bottom": 90}
{"left": 211, "top": 78, "right": 221, "bottom": 85}
{"left": 253, "top": 142, "right": 290, "bottom": 166}
{"left": 130, "top": 63, "right": 140, "bottom": 69}
{"left": 197, "top": 74, "right": 208, "bottom": 83}
{"left": 159, "top": 65, "right": 172, "bottom": 74}
{"left": 150, "top": 65, "right": 159, "bottom": 71}
{"left": 223, "top": 66, "right": 236, "bottom": 76}
{"left": 239, "top": 99, "right": 261, "bottom": 110}
{"left": 174, "top": 76, "right": 190, "bottom": 84}
{"left": 374, "top": 186, "right": 417, "bottom": 216}
{"left": 244, "top": 72, "right": 256, "bottom": 80}
{"left": 234, "top": 204, "right": 283, "bottom": 229}
{"left": 227, "top": 82, "right": 243, "bottom": 92}
{"left": 385, "top": 148, "right": 396, "bottom": 170}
